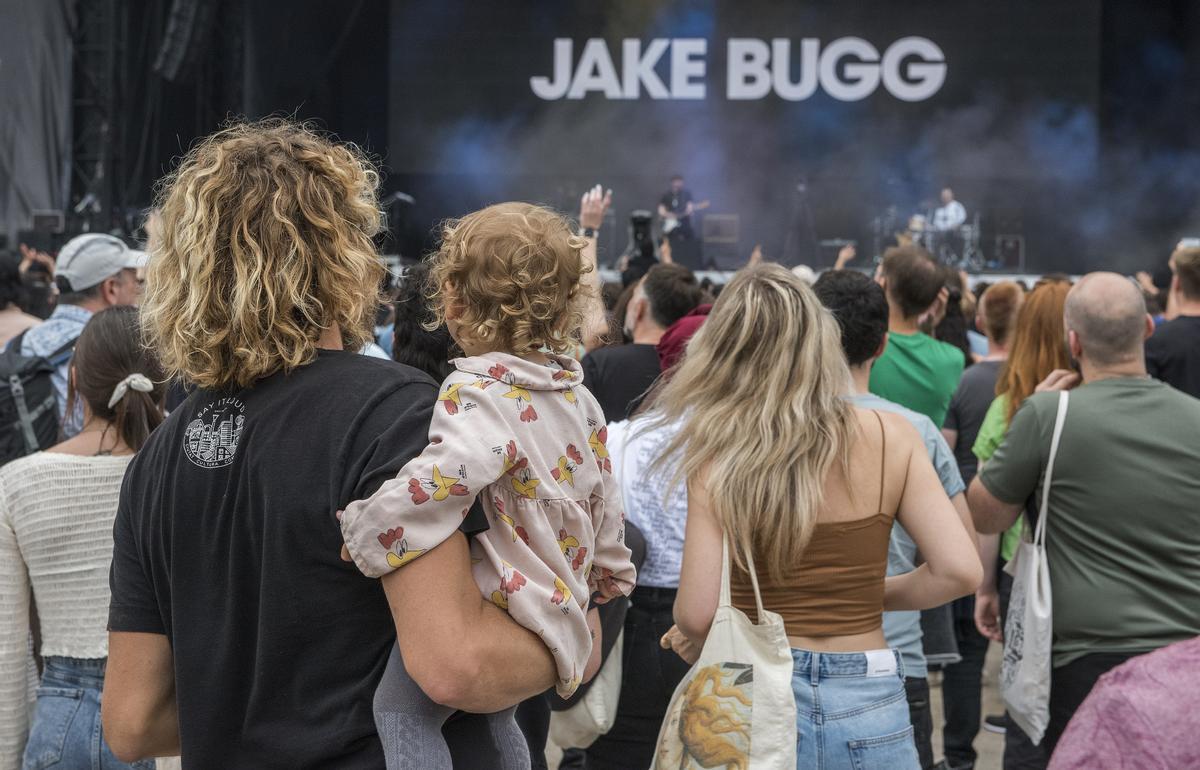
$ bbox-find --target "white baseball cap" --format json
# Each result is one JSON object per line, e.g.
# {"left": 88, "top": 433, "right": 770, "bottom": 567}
{"left": 56, "top": 234, "right": 148, "bottom": 292}
{"left": 791, "top": 264, "right": 817, "bottom": 285}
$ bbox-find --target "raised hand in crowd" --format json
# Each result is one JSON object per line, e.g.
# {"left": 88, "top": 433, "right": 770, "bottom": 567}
{"left": 579, "top": 184, "right": 612, "bottom": 231}
{"left": 834, "top": 243, "right": 857, "bottom": 270}
{"left": 579, "top": 183, "right": 613, "bottom": 350}
{"left": 18, "top": 243, "right": 56, "bottom": 278}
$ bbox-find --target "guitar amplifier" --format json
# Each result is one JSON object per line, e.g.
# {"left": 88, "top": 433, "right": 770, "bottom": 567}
{"left": 702, "top": 214, "right": 741, "bottom": 269}
{"left": 32, "top": 210, "right": 65, "bottom": 233}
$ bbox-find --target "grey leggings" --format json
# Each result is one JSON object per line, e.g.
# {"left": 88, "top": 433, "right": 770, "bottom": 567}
{"left": 374, "top": 643, "right": 532, "bottom": 769}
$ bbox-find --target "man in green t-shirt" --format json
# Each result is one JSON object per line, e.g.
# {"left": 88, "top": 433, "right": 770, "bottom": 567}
{"left": 869, "top": 246, "right": 966, "bottom": 426}
{"left": 968, "top": 273, "right": 1200, "bottom": 756}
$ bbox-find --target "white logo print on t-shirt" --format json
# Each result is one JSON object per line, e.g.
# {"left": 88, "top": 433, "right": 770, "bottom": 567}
{"left": 183, "top": 397, "right": 246, "bottom": 469}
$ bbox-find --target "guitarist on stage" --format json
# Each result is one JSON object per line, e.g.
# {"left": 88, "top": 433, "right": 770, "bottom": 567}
{"left": 658, "top": 174, "right": 702, "bottom": 268}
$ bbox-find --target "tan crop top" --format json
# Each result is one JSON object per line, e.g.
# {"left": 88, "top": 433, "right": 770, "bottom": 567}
{"left": 730, "top": 412, "right": 894, "bottom": 637}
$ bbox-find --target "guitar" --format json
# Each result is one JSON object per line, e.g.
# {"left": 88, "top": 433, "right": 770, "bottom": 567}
{"left": 662, "top": 200, "right": 710, "bottom": 235}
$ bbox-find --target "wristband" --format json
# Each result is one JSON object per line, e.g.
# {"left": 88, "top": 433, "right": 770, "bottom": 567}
{"left": 580, "top": 227, "right": 597, "bottom": 239}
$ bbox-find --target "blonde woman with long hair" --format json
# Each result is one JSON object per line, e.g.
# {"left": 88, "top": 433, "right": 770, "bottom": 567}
{"left": 658, "top": 264, "right": 981, "bottom": 769}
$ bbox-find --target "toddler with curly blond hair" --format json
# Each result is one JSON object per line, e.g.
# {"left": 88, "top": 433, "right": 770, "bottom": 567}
{"left": 339, "top": 202, "right": 636, "bottom": 768}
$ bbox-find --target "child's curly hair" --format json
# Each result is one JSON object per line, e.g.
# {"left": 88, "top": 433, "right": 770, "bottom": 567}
{"left": 427, "top": 202, "right": 591, "bottom": 355}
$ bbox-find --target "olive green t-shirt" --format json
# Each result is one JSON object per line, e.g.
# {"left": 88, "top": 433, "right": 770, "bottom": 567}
{"left": 972, "top": 394, "right": 1024, "bottom": 561}
{"left": 869, "top": 331, "right": 965, "bottom": 428}
{"left": 979, "top": 377, "right": 1200, "bottom": 667}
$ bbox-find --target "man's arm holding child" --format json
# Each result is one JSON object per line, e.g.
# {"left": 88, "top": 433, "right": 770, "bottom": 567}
{"left": 383, "top": 532, "right": 556, "bottom": 711}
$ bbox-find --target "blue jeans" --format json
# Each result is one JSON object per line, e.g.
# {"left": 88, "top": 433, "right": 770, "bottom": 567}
{"left": 22, "top": 657, "right": 153, "bottom": 770}
{"left": 792, "top": 648, "right": 921, "bottom": 770}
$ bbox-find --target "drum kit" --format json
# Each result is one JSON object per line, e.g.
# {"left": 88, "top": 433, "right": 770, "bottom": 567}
{"left": 876, "top": 210, "right": 984, "bottom": 271}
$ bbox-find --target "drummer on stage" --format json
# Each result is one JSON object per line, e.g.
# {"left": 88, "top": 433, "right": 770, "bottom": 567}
{"left": 933, "top": 187, "right": 966, "bottom": 232}
{"left": 932, "top": 187, "right": 966, "bottom": 263}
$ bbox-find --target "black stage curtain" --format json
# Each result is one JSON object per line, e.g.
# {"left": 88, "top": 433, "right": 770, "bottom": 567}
{"left": 0, "top": 0, "right": 74, "bottom": 241}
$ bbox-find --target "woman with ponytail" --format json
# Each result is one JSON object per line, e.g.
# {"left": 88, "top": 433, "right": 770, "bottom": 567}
{"left": 0, "top": 305, "right": 164, "bottom": 770}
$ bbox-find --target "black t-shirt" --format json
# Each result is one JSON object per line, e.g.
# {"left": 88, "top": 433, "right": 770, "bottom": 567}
{"left": 1146, "top": 315, "right": 1200, "bottom": 399}
{"left": 580, "top": 343, "right": 662, "bottom": 422}
{"left": 109, "top": 350, "right": 486, "bottom": 769}
{"left": 943, "top": 359, "right": 1002, "bottom": 484}
{"left": 659, "top": 188, "right": 693, "bottom": 215}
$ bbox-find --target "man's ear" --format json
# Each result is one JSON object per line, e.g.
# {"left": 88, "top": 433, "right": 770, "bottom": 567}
{"left": 873, "top": 332, "right": 889, "bottom": 362}
{"left": 634, "top": 295, "right": 650, "bottom": 324}
{"left": 1143, "top": 313, "right": 1155, "bottom": 340}
{"left": 100, "top": 275, "right": 121, "bottom": 307}
{"left": 1068, "top": 328, "right": 1083, "bottom": 360}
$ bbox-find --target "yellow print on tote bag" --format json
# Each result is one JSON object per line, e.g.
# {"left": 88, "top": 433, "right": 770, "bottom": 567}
{"left": 659, "top": 662, "right": 754, "bottom": 768}
{"left": 652, "top": 539, "right": 796, "bottom": 770}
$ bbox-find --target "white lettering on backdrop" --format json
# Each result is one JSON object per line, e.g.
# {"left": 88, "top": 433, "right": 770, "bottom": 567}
{"left": 530, "top": 37, "right": 946, "bottom": 101}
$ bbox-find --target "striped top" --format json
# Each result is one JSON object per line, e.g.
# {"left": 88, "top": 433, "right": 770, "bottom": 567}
{"left": 0, "top": 451, "right": 132, "bottom": 769}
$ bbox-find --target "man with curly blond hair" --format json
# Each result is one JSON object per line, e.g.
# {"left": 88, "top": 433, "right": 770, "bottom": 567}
{"left": 101, "top": 121, "right": 558, "bottom": 768}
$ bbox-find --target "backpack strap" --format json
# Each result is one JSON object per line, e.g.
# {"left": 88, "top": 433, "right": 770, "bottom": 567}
{"left": 6, "top": 330, "right": 28, "bottom": 355}
{"left": 8, "top": 373, "right": 45, "bottom": 454}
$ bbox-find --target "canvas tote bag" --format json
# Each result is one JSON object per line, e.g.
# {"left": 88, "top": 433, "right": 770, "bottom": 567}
{"left": 549, "top": 629, "right": 624, "bottom": 749}
{"left": 1000, "top": 389, "right": 1069, "bottom": 745}
{"left": 651, "top": 536, "right": 796, "bottom": 770}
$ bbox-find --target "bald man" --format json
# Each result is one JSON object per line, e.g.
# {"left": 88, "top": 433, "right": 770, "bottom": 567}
{"left": 968, "top": 272, "right": 1200, "bottom": 755}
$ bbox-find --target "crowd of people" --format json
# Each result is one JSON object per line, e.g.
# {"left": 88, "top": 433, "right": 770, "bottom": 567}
{"left": 1, "top": 119, "right": 1199, "bottom": 770}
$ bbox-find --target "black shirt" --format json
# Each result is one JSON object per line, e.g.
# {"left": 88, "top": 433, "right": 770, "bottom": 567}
{"left": 1146, "top": 315, "right": 1200, "bottom": 399}
{"left": 943, "top": 359, "right": 1002, "bottom": 485}
{"left": 109, "top": 350, "right": 486, "bottom": 769}
{"left": 580, "top": 343, "right": 662, "bottom": 422}
{"left": 659, "top": 188, "right": 693, "bottom": 216}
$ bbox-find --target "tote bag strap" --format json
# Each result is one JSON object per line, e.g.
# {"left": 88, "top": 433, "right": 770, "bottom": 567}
{"left": 719, "top": 535, "right": 767, "bottom": 622}
{"left": 1033, "top": 391, "right": 1070, "bottom": 549}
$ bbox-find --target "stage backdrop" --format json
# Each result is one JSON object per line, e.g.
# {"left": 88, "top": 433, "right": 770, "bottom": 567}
{"left": 0, "top": 0, "right": 74, "bottom": 243}
{"left": 389, "top": 0, "right": 1101, "bottom": 269}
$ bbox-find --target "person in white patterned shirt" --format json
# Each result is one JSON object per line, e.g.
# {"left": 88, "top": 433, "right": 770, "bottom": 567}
{"left": 933, "top": 188, "right": 967, "bottom": 232}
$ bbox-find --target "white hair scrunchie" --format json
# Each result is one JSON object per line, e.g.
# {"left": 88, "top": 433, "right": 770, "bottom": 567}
{"left": 108, "top": 373, "right": 155, "bottom": 409}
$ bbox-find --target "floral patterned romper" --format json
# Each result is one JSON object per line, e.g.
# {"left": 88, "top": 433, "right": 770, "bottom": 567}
{"left": 340, "top": 352, "right": 637, "bottom": 696}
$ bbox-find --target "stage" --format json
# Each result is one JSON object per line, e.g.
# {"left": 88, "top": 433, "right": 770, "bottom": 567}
{"left": 5, "top": 1, "right": 1200, "bottom": 279}
{"left": 595, "top": 269, "right": 1068, "bottom": 290}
